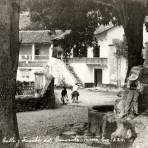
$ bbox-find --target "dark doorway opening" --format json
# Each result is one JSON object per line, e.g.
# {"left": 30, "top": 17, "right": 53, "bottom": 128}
{"left": 94, "top": 69, "right": 102, "bottom": 86}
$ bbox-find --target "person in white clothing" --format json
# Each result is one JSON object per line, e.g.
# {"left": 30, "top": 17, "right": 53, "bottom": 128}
{"left": 71, "top": 83, "right": 79, "bottom": 103}
{"left": 73, "top": 84, "right": 78, "bottom": 91}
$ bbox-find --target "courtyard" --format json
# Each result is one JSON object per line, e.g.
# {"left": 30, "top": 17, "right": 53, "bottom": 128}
{"left": 14, "top": 88, "right": 148, "bottom": 148}
{"left": 15, "top": 88, "right": 118, "bottom": 147}
{"left": 17, "top": 88, "right": 117, "bottom": 138}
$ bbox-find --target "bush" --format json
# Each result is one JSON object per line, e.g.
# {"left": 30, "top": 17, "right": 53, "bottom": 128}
{"left": 16, "top": 81, "right": 35, "bottom": 95}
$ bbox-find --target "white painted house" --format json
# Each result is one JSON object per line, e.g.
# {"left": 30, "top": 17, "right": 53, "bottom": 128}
{"left": 63, "top": 25, "right": 126, "bottom": 87}
{"left": 95, "top": 25, "right": 126, "bottom": 85}
{"left": 17, "top": 30, "right": 53, "bottom": 82}
{"left": 65, "top": 25, "right": 148, "bottom": 87}
{"left": 17, "top": 25, "right": 148, "bottom": 87}
{"left": 17, "top": 30, "right": 76, "bottom": 86}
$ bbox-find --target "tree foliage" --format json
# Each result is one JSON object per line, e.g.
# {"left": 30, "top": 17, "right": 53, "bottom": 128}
{"left": 113, "top": 36, "right": 127, "bottom": 58}
{"left": 95, "top": 0, "right": 148, "bottom": 77}
{"left": 29, "top": 0, "right": 148, "bottom": 76}
{"left": 29, "top": 0, "right": 101, "bottom": 57}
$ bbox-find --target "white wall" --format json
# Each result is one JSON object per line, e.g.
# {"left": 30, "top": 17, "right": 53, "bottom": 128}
{"left": 143, "top": 26, "right": 148, "bottom": 44}
{"left": 95, "top": 26, "right": 125, "bottom": 85}
{"left": 97, "top": 25, "right": 148, "bottom": 59}
{"left": 70, "top": 63, "right": 108, "bottom": 84}
{"left": 19, "top": 44, "right": 32, "bottom": 55}
{"left": 17, "top": 67, "right": 44, "bottom": 82}
{"left": 37, "top": 44, "right": 50, "bottom": 56}
{"left": 70, "top": 63, "right": 93, "bottom": 83}
{"left": 47, "top": 58, "right": 76, "bottom": 86}
{"left": 120, "top": 57, "right": 128, "bottom": 85}
{"left": 95, "top": 25, "right": 148, "bottom": 85}
{"left": 67, "top": 27, "right": 125, "bottom": 85}
{"left": 87, "top": 47, "right": 94, "bottom": 58}
{"left": 19, "top": 44, "right": 51, "bottom": 57}
{"left": 17, "top": 58, "right": 76, "bottom": 86}
{"left": 17, "top": 26, "right": 148, "bottom": 86}
{"left": 102, "top": 68, "right": 110, "bottom": 84}
{"left": 96, "top": 26, "right": 124, "bottom": 58}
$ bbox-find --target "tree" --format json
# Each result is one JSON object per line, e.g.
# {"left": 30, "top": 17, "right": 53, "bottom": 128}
{"left": 29, "top": 0, "right": 148, "bottom": 76}
{"left": 29, "top": 0, "right": 148, "bottom": 75}
{"left": 113, "top": 37, "right": 128, "bottom": 87}
{"left": 29, "top": 0, "right": 99, "bottom": 58}
{"left": 114, "top": 0, "right": 146, "bottom": 77}
{"left": 0, "top": 0, "right": 20, "bottom": 146}
{"left": 94, "top": 0, "right": 148, "bottom": 78}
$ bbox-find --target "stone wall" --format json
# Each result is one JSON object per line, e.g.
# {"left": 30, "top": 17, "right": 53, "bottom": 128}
{"left": 15, "top": 78, "right": 55, "bottom": 112}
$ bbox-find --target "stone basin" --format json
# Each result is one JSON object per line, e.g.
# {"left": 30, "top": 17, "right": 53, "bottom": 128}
{"left": 92, "top": 105, "right": 114, "bottom": 112}
{"left": 88, "top": 105, "right": 116, "bottom": 139}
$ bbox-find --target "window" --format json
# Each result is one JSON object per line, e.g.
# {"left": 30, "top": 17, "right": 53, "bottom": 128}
{"left": 93, "top": 45, "right": 100, "bottom": 57}
{"left": 35, "top": 45, "right": 40, "bottom": 59}
{"left": 35, "top": 48, "right": 40, "bottom": 55}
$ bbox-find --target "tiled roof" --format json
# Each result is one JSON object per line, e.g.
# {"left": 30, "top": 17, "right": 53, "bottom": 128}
{"left": 19, "top": 30, "right": 54, "bottom": 44}
{"left": 94, "top": 23, "right": 114, "bottom": 35}
{"left": 19, "top": 24, "right": 114, "bottom": 44}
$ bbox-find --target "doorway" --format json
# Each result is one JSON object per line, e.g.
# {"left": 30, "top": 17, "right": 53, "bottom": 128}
{"left": 94, "top": 69, "right": 102, "bottom": 86}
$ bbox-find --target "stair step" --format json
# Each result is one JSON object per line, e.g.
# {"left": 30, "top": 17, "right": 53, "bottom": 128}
{"left": 66, "top": 64, "right": 83, "bottom": 86}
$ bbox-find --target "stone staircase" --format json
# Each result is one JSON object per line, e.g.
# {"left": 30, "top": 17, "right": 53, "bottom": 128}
{"left": 66, "top": 64, "right": 83, "bottom": 87}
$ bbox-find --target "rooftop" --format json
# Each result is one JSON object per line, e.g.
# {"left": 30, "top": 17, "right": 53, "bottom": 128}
{"left": 19, "top": 30, "right": 54, "bottom": 44}
{"left": 19, "top": 24, "right": 115, "bottom": 44}
{"left": 94, "top": 23, "right": 114, "bottom": 35}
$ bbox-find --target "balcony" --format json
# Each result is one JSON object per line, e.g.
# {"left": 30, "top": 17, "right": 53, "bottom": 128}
{"left": 19, "top": 55, "right": 32, "bottom": 61}
{"left": 19, "top": 55, "right": 49, "bottom": 61}
{"left": 65, "top": 57, "right": 108, "bottom": 67}
{"left": 19, "top": 61, "right": 48, "bottom": 67}
{"left": 19, "top": 55, "right": 49, "bottom": 67}
{"left": 34, "top": 55, "right": 49, "bottom": 60}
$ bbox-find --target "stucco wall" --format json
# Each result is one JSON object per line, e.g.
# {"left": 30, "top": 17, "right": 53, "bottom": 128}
{"left": 17, "top": 67, "right": 44, "bottom": 82}
{"left": 37, "top": 44, "right": 50, "bottom": 56}
{"left": 70, "top": 63, "right": 93, "bottom": 83}
{"left": 120, "top": 57, "right": 127, "bottom": 85}
{"left": 68, "top": 26, "right": 147, "bottom": 85}
{"left": 68, "top": 26, "right": 126, "bottom": 85}
{"left": 19, "top": 44, "right": 50, "bottom": 56}
{"left": 143, "top": 26, "right": 148, "bottom": 44}
{"left": 96, "top": 26, "right": 124, "bottom": 58}
{"left": 94, "top": 26, "right": 125, "bottom": 85}
{"left": 17, "top": 26, "right": 148, "bottom": 86}
{"left": 19, "top": 44, "right": 32, "bottom": 55}
{"left": 70, "top": 63, "right": 108, "bottom": 84}
{"left": 17, "top": 58, "right": 76, "bottom": 86}
{"left": 47, "top": 58, "right": 76, "bottom": 86}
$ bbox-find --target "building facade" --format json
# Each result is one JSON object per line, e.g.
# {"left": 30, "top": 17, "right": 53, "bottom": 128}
{"left": 17, "top": 30, "right": 53, "bottom": 82}
{"left": 65, "top": 25, "right": 148, "bottom": 87}
{"left": 17, "top": 25, "right": 148, "bottom": 87}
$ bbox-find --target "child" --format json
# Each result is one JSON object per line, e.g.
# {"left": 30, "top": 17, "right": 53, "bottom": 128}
{"left": 71, "top": 84, "right": 79, "bottom": 103}
{"left": 61, "top": 87, "right": 68, "bottom": 104}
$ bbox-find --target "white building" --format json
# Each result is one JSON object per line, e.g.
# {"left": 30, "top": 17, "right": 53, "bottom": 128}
{"left": 17, "top": 30, "right": 53, "bottom": 82}
{"left": 17, "top": 25, "right": 148, "bottom": 87}
{"left": 17, "top": 30, "right": 76, "bottom": 86}
{"left": 66, "top": 25, "right": 148, "bottom": 87}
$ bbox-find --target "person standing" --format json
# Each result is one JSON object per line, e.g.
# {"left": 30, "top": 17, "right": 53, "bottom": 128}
{"left": 61, "top": 87, "right": 68, "bottom": 105}
{"left": 71, "top": 83, "right": 79, "bottom": 103}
